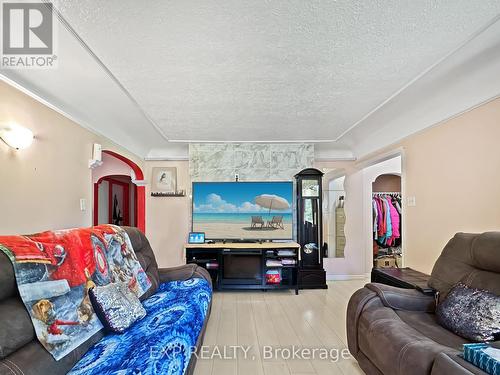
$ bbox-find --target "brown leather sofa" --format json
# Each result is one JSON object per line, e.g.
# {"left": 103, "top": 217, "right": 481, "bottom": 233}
{"left": 347, "top": 232, "right": 500, "bottom": 375}
{"left": 0, "top": 227, "right": 211, "bottom": 375}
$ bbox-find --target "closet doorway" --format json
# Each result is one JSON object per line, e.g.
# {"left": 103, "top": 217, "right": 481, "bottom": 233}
{"left": 362, "top": 154, "right": 403, "bottom": 273}
{"left": 372, "top": 174, "right": 402, "bottom": 268}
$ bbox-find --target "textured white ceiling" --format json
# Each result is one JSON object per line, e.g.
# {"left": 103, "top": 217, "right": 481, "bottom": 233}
{"left": 55, "top": 0, "right": 500, "bottom": 145}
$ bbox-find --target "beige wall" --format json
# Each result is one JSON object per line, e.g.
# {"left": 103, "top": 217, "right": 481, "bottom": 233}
{"left": 396, "top": 98, "right": 500, "bottom": 273}
{"left": 319, "top": 98, "right": 500, "bottom": 276}
{"left": 145, "top": 160, "right": 191, "bottom": 267}
{"left": 332, "top": 97, "right": 500, "bottom": 276}
{"left": 0, "top": 81, "right": 143, "bottom": 235}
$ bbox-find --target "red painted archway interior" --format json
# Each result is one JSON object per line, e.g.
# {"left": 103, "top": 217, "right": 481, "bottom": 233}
{"left": 93, "top": 150, "right": 146, "bottom": 233}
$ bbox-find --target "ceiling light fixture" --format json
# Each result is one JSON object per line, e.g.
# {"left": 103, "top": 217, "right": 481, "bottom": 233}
{"left": 0, "top": 123, "right": 34, "bottom": 150}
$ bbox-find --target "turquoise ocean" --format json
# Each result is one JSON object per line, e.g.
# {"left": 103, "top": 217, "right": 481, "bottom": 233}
{"left": 193, "top": 212, "right": 292, "bottom": 224}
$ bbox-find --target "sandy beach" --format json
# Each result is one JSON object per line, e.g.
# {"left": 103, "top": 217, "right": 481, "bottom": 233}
{"left": 193, "top": 222, "right": 293, "bottom": 239}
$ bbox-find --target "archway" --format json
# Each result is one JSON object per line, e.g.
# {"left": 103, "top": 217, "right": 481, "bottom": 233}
{"left": 92, "top": 150, "right": 146, "bottom": 233}
{"left": 364, "top": 155, "right": 403, "bottom": 271}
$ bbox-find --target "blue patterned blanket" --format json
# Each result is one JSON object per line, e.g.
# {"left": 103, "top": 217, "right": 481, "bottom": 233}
{"left": 69, "top": 278, "right": 212, "bottom": 375}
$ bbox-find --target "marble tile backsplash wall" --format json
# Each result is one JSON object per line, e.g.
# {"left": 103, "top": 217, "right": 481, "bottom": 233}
{"left": 189, "top": 143, "right": 314, "bottom": 181}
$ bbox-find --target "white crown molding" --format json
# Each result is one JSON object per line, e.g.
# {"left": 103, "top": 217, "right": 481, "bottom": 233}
{"left": 315, "top": 157, "right": 356, "bottom": 162}
{"left": 144, "top": 156, "right": 189, "bottom": 161}
{"left": 132, "top": 179, "right": 148, "bottom": 187}
{"left": 335, "top": 13, "right": 500, "bottom": 142}
{"left": 0, "top": 74, "right": 147, "bottom": 159}
{"left": 49, "top": 2, "right": 170, "bottom": 143}
{"left": 168, "top": 139, "right": 336, "bottom": 143}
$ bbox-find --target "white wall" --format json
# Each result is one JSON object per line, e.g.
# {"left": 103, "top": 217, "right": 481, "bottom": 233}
{"left": 326, "top": 176, "right": 345, "bottom": 257}
{"left": 98, "top": 180, "right": 109, "bottom": 224}
{"left": 323, "top": 156, "right": 401, "bottom": 279}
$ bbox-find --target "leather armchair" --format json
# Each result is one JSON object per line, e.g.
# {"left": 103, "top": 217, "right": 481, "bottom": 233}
{"left": 347, "top": 232, "right": 500, "bottom": 375}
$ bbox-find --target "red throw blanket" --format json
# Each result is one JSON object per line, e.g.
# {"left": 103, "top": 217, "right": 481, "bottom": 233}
{"left": 0, "top": 225, "right": 151, "bottom": 360}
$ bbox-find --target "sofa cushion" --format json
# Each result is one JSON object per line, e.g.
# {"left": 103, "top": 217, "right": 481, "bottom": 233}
{"left": 436, "top": 283, "right": 500, "bottom": 342}
{"left": 89, "top": 282, "right": 146, "bottom": 333}
{"left": 395, "top": 310, "right": 468, "bottom": 349}
{"left": 358, "top": 300, "right": 459, "bottom": 375}
{"left": 0, "top": 298, "right": 35, "bottom": 358}
{"left": 0, "top": 252, "right": 17, "bottom": 301}
{"left": 68, "top": 278, "right": 211, "bottom": 375}
{"left": 429, "top": 233, "right": 500, "bottom": 300}
{"left": 470, "top": 232, "right": 500, "bottom": 273}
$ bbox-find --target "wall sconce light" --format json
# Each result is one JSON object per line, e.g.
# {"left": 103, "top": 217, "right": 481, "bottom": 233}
{"left": 0, "top": 123, "right": 34, "bottom": 150}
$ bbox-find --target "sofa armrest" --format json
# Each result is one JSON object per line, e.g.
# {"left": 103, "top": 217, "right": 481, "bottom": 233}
{"left": 158, "top": 264, "right": 212, "bottom": 289}
{"left": 365, "top": 283, "right": 436, "bottom": 312}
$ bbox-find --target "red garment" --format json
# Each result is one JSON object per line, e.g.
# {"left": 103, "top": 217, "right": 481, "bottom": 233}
{"left": 376, "top": 197, "right": 386, "bottom": 237}
{"left": 386, "top": 199, "right": 400, "bottom": 246}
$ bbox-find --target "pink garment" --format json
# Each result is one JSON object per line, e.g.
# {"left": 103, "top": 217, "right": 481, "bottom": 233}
{"left": 388, "top": 199, "right": 400, "bottom": 245}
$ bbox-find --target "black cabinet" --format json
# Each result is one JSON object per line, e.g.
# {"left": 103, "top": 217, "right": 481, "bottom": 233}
{"left": 295, "top": 168, "right": 327, "bottom": 289}
{"left": 185, "top": 243, "right": 300, "bottom": 294}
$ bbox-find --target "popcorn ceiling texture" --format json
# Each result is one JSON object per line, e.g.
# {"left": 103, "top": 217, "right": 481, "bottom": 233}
{"left": 56, "top": 0, "right": 500, "bottom": 144}
{"left": 189, "top": 143, "right": 314, "bottom": 181}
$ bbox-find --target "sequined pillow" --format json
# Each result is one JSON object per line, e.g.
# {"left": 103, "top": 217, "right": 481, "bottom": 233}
{"left": 436, "top": 283, "right": 500, "bottom": 342}
{"left": 89, "top": 282, "right": 146, "bottom": 333}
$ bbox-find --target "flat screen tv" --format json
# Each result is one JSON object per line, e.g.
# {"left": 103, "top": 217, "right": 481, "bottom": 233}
{"left": 192, "top": 181, "right": 293, "bottom": 241}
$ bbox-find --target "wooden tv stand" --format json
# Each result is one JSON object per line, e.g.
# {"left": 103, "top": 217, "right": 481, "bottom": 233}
{"left": 184, "top": 242, "right": 300, "bottom": 294}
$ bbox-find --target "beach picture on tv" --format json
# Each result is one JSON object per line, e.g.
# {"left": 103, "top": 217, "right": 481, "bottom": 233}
{"left": 192, "top": 181, "right": 293, "bottom": 240}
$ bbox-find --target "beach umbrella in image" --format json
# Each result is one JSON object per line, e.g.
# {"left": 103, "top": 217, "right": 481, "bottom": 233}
{"left": 255, "top": 194, "right": 290, "bottom": 217}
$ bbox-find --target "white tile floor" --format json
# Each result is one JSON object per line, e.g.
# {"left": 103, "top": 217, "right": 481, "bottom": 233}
{"left": 193, "top": 279, "right": 369, "bottom": 375}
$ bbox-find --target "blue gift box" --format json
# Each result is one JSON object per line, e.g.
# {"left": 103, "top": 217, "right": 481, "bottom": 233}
{"left": 463, "top": 343, "right": 500, "bottom": 375}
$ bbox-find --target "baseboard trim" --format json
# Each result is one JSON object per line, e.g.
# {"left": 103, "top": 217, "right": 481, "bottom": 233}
{"left": 327, "top": 273, "right": 370, "bottom": 281}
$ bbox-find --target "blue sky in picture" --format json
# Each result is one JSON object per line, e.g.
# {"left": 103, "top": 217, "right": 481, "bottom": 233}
{"left": 193, "top": 182, "right": 293, "bottom": 213}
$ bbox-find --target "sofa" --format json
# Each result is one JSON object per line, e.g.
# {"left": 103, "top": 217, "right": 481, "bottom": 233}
{"left": 0, "top": 226, "right": 212, "bottom": 375}
{"left": 347, "top": 232, "right": 500, "bottom": 375}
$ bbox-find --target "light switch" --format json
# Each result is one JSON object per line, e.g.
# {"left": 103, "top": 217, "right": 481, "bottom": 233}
{"left": 407, "top": 196, "right": 416, "bottom": 207}
{"left": 80, "top": 198, "right": 86, "bottom": 211}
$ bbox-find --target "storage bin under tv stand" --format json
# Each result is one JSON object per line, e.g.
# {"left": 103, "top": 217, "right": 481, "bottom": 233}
{"left": 184, "top": 242, "right": 300, "bottom": 294}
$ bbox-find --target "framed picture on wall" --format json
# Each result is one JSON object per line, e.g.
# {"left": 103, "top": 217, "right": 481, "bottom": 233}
{"left": 151, "top": 167, "right": 177, "bottom": 193}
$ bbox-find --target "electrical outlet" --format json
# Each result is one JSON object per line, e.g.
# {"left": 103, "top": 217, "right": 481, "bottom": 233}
{"left": 80, "top": 198, "right": 86, "bottom": 211}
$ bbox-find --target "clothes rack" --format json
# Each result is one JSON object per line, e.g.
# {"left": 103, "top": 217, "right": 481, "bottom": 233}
{"left": 372, "top": 192, "right": 402, "bottom": 264}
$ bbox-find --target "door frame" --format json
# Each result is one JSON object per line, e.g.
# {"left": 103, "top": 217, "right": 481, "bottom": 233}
{"left": 93, "top": 175, "right": 133, "bottom": 227}
{"left": 92, "top": 150, "right": 146, "bottom": 232}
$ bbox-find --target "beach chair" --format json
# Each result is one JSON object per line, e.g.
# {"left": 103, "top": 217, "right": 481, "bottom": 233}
{"left": 267, "top": 215, "right": 284, "bottom": 229}
{"left": 251, "top": 216, "right": 265, "bottom": 228}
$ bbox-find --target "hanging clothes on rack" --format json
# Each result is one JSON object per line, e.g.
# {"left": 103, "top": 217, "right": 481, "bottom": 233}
{"left": 372, "top": 193, "right": 402, "bottom": 250}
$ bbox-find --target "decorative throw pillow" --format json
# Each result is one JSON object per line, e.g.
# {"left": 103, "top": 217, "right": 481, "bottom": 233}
{"left": 89, "top": 282, "right": 146, "bottom": 333}
{"left": 436, "top": 283, "right": 500, "bottom": 342}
